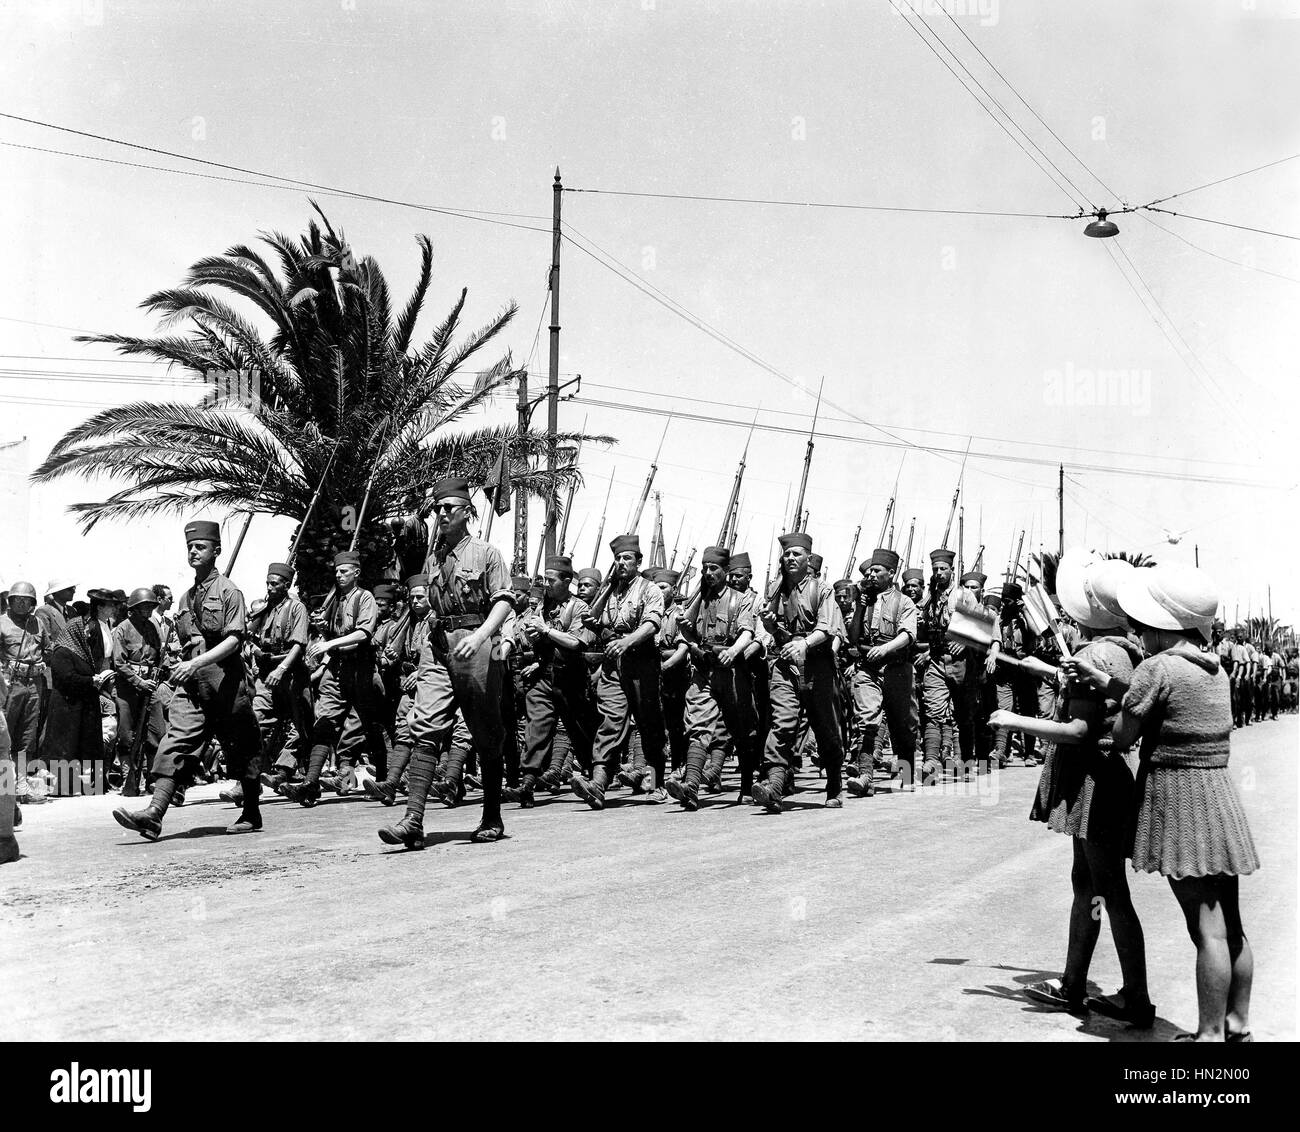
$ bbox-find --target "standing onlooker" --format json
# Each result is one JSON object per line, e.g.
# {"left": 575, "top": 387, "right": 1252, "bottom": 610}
{"left": 996, "top": 552, "right": 1153, "bottom": 1023}
{"left": 1114, "top": 564, "right": 1258, "bottom": 1043}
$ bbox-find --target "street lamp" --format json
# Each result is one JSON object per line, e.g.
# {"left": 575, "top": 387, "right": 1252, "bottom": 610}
{"left": 1084, "top": 208, "right": 1119, "bottom": 238}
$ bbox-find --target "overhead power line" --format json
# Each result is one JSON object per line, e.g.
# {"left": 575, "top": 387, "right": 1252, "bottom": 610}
{"left": 1138, "top": 213, "right": 1300, "bottom": 285}
{"left": 563, "top": 392, "right": 1285, "bottom": 490}
{"left": 884, "top": 0, "right": 1088, "bottom": 212}
{"left": 933, "top": 5, "right": 1125, "bottom": 205}
{"left": 1144, "top": 152, "right": 1300, "bottom": 208}
{"left": 564, "top": 186, "right": 1077, "bottom": 220}
{"left": 1143, "top": 205, "right": 1299, "bottom": 243}
{"left": 0, "top": 115, "right": 551, "bottom": 233}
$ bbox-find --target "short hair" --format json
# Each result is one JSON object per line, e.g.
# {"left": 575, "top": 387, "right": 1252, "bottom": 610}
{"left": 152, "top": 584, "right": 172, "bottom": 600}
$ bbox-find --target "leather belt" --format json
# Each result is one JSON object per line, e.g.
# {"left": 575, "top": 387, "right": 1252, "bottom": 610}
{"left": 439, "top": 614, "right": 485, "bottom": 630}
{"left": 2, "top": 661, "right": 41, "bottom": 682}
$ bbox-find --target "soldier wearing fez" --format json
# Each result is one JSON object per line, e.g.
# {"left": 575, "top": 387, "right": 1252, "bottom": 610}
{"left": 845, "top": 548, "right": 919, "bottom": 793}
{"left": 570, "top": 534, "right": 669, "bottom": 810}
{"left": 502, "top": 554, "right": 594, "bottom": 807}
{"left": 281, "top": 549, "right": 388, "bottom": 806}
{"left": 378, "top": 477, "right": 515, "bottom": 848}
{"left": 665, "top": 546, "right": 758, "bottom": 811}
{"left": 113, "top": 520, "right": 263, "bottom": 839}
{"left": 753, "top": 531, "right": 845, "bottom": 812}
{"left": 245, "top": 562, "right": 311, "bottom": 794}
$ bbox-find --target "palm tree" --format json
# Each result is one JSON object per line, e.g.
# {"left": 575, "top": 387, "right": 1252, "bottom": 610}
{"left": 1105, "top": 551, "right": 1157, "bottom": 568}
{"left": 32, "top": 205, "right": 609, "bottom": 594}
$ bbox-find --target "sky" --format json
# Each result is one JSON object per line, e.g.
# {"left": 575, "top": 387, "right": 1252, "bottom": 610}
{"left": 2, "top": 0, "right": 1298, "bottom": 625}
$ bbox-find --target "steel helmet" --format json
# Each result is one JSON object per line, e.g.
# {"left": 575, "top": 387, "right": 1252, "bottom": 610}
{"left": 7, "top": 581, "right": 37, "bottom": 600}
{"left": 127, "top": 587, "right": 159, "bottom": 610}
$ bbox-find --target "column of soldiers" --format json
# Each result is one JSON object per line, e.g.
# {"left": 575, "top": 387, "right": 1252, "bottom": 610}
{"left": 5, "top": 488, "right": 1295, "bottom": 862}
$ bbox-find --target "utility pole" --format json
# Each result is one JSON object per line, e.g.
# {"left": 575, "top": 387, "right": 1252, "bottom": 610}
{"left": 1194, "top": 544, "right": 1199, "bottom": 567}
{"left": 512, "top": 373, "right": 530, "bottom": 573}
{"left": 544, "top": 168, "right": 563, "bottom": 560}
{"left": 1057, "top": 462, "right": 1065, "bottom": 557}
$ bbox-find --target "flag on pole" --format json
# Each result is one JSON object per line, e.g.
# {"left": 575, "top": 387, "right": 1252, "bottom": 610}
{"left": 1023, "top": 581, "right": 1072, "bottom": 658}
{"left": 483, "top": 440, "right": 512, "bottom": 516}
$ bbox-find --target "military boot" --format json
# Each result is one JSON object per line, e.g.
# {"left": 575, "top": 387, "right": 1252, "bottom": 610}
{"left": 112, "top": 776, "right": 177, "bottom": 841}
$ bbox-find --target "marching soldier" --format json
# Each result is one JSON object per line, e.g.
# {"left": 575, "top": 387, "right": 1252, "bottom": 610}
{"left": 832, "top": 579, "right": 862, "bottom": 779}
{"left": 570, "top": 534, "right": 669, "bottom": 809}
{"left": 648, "top": 567, "right": 691, "bottom": 777}
{"left": 502, "top": 555, "right": 594, "bottom": 807}
{"left": 753, "top": 532, "right": 845, "bottom": 812}
{"left": 112, "top": 520, "right": 263, "bottom": 838}
{"left": 246, "top": 563, "right": 311, "bottom": 793}
{"left": 111, "top": 588, "right": 169, "bottom": 793}
{"left": 378, "top": 477, "right": 516, "bottom": 848}
{"left": 282, "top": 551, "right": 388, "bottom": 806}
{"left": 989, "top": 581, "right": 1039, "bottom": 768}
{"left": 726, "top": 550, "right": 773, "bottom": 784}
{"left": 917, "top": 549, "right": 962, "bottom": 774}
{"left": 364, "top": 574, "right": 432, "bottom": 805}
{"left": 845, "top": 549, "right": 919, "bottom": 795}
{"left": 665, "top": 547, "right": 757, "bottom": 811}
{"left": 1, "top": 581, "right": 51, "bottom": 784}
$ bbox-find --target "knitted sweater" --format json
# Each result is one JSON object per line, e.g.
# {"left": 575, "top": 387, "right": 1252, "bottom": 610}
{"left": 1123, "top": 642, "right": 1232, "bottom": 769}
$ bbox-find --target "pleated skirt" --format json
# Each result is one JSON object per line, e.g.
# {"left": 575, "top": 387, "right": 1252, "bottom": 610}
{"left": 1130, "top": 764, "right": 1260, "bottom": 879}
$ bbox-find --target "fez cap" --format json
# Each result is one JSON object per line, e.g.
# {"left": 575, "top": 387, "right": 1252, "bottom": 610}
{"left": 728, "top": 552, "right": 752, "bottom": 571}
{"left": 610, "top": 534, "right": 641, "bottom": 556}
{"left": 869, "top": 548, "right": 900, "bottom": 573}
{"left": 577, "top": 567, "right": 603, "bottom": 584}
{"left": 960, "top": 570, "right": 987, "bottom": 586}
{"left": 778, "top": 531, "right": 813, "bottom": 552}
{"left": 372, "top": 583, "right": 398, "bottom": 601}
{"left": 929, "top": 548, "right": 955, "bottom": 566}
{"left": 431, "top": 477, "right": 471, "bottom": 504}
{"left": 702, "top": 546, "right": 731, "bottom": 567}
{"left": 267, "top": 562, "right": 294, "bottom": 582}
{"left": 185, "top": 519, "right": 221, "bottom": 544}
{"left": 1002, "top": 582, "right": 1024, "bottom": 603}
{"left": 333, "top": 551, "right": 362, "bottom": 567}
{"left": 405, "top": 574, "right": 429, "bottom": 590}
{"left": 982, "top": 592, "right": 1003, "bottom": 609}
{"left": 510, "top": 574, "right": 532, "bottom": 593}
{"left": 833, "top": 578, "right": 855, "bottom": 593}
{"left": 648, "top": 568, "right": 681, "bottom": 586}
{"left": 901, "top": 568, "right": 925, "bottom": 583}
{"left": 808, "top": 553, "right": 824, "bottom": 572}
{"left": 545, "top": 555, "right": 574, "bottom": 577}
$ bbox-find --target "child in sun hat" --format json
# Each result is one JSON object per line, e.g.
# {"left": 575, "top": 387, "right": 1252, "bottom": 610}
{"left": 1111, "top": 563, "right": 1257, "bottom": 1042}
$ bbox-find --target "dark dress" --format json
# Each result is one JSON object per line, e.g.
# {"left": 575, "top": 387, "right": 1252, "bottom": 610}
{"left": 37, "top": 616, "right": 110, "bottom": 793}
{"left": 1029, "top": 636, "right": 1143, "bottom": 852}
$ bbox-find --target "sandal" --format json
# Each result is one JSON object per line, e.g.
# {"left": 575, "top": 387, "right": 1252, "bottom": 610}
{"left": 1087, "top": 991, "right": 1156, "bottom": 1029}
{"left": 1023, "top": 979, "right": 1086, "bottom": 1015}
{"left": 470, "top": 823, "right": 505, "bottom": 844}
{"left": 1227, "top": 1030, "right": 1254, "bottom": 1044}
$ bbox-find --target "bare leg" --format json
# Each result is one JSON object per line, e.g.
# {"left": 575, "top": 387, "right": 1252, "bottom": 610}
{"left": 1083, "top": 839, "right": 1150, "bottom": 1007}
{"left": 1170, "top": 875, "right": 1231, "bottom": 1041}
{"left": 1219, "top": 875, "right": 1253, "bottom": 1038}
{"left": 1061, "top": 838, "right": 1101, "bottom": 998}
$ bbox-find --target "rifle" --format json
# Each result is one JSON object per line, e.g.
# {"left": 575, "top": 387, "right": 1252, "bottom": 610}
{"left": 122, "top": 687, "right": 155, "bottom": 798}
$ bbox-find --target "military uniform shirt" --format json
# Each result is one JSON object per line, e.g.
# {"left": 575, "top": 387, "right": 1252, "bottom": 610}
{"left": 327, "top": 587, "right": 380, "bottom": 654}
{"left": 0, "top": 612, "right": 50, "bottom": 668}
{"left": 692, "top": 586, "right": 757, "bottom": 646}
{"left": 179, "top": 571, "right": 247, "bottom": 661}
{"left": 424, "top": 534, "right": 513, "bottom": 622}
{"left": 772, "top": 575, "right": 844, "bottom": 645}
{"left": 252, "top": 595, "right": 310, "bottom": 656}
{"left": 597, "top": 575, "right": 664, "bottom": 636}
{"left": 112, "top": 618, "right": 164, "bottom": 693}
{"left": 535, "top": 595, "right": 593, "bottom": 665}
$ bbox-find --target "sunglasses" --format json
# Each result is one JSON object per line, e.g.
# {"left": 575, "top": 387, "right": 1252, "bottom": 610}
{"left": 433, "top": 501, "right": 465, "bottom": 512}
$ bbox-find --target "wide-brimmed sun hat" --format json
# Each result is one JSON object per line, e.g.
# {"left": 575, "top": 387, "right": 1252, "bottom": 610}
{"left": 1116, "top": 563, "right": 1219, "bottom": 643}
{"left": 1056, "top": 549, "right": 1126, "bottom": 630}
{"left": 1084, "top": 559, "right": 1133, "bottom": 625}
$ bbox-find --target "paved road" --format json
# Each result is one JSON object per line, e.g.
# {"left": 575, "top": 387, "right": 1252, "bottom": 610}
{"left": 2, "top": 717, "right": 1294, "bottom": 1041}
